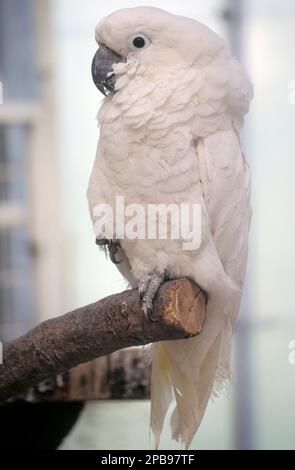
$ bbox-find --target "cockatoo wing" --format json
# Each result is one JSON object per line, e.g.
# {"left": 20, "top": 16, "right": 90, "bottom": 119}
{"left": 153, "top": 128, "right": 251, "bottom": 447}
{"left": 198, "top": 129, "right": 251, "bottom": 292}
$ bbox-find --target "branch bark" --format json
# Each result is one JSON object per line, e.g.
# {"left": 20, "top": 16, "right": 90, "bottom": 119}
{"left": 0, "top": 278, "right": 206, "bottom": 402}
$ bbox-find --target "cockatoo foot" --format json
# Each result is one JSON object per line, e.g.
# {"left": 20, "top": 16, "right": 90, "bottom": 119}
{"left": 95, "top": 236, "right": 121, "bottom": 264}
{"left": 139, "top": 270, "right": 167, "bottom": 321}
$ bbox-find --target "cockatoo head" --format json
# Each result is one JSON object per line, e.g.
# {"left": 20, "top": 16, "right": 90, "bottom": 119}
{"left": 92, "top": 6, "right": 253, "bottom": 134}
{"left": 92, "top": 6, "right": 228, "bottom": 96}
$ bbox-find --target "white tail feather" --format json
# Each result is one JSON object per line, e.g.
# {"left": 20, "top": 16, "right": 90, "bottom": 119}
{"left": 150, "top": 299, "right": 233, "bottom": 448}
{"left": 150, "top": 343, "right": 173, "bottom": 448}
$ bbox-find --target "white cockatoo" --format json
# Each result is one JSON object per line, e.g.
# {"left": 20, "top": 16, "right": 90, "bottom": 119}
{"left": 87, "top": 6, "right": 253, "bottom": 448}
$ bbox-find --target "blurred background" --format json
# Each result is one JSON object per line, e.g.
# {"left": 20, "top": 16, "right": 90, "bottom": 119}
{"left": 0, "top": 0, "right": 295, "bottom": 450}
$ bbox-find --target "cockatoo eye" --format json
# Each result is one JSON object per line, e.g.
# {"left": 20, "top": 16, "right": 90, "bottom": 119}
{"left": 128, "top": 33, "right": 151, "bottom": 51}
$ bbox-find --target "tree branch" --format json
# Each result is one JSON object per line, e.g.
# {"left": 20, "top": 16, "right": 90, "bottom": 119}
{"left": 0, "top": 278, "right": 206, "bottom": 402}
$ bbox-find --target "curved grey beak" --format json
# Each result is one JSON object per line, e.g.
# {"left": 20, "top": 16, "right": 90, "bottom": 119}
{"left": 91, "top": 45, "right": 123, "bottom": 96}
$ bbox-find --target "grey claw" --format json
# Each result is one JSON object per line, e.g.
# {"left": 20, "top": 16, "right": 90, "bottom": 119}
{"left": 108, "top": 242, "right": 122, "bottom": 264}
{"left": 95, "top": 236, "right": 109, "bottom": 246}
{"left": 140, "top": 270, "right": 167, "bottom": 322}
{"left": 142, "top": 300, "right": 157, "bottom": 322}
{"left": 95, "top": 237, "right": 121, "bottom": 264}
{"left": 138, "top": 275, "right": 152, "bottom": 299}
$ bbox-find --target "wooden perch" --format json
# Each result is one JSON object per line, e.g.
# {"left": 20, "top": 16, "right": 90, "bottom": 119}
{"left": 0, "top": 278, "right": 206, "bottom": 402}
